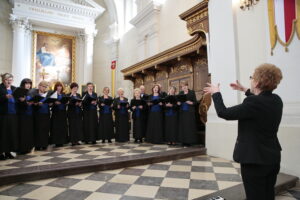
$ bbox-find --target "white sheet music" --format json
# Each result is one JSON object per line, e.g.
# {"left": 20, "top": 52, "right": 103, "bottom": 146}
{"left": 50, "top": 91, "right": 58, "bottom": 99}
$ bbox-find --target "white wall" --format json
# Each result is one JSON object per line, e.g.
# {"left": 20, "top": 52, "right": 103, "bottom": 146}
{"left": 115, "top": 0, "right": 201, "bottom": 98}
{"left": 0, "top": 1, "right": 13, "bottom": 75}
{"left": 158, "top": 0, "right": 199, "bottom": 52}
{"left": 206, "top": 0, "right": 300, "bottom": 178}
{"left": 93, "top": 1, "right": 112, "bottom": 95}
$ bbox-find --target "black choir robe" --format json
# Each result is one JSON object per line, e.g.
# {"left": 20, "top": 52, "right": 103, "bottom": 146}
{"left": 98, "top": 96, "right": 114, "bottom": 141}
{"left": 31, "top": 89, "right": 51, "bottom": 149}
{"left": 113, "top": 97, "right": 130, "bottom": 142}
{"left": 67, "top": 93, "right": 84, "bottom": 144}
{"left": 16, "top": 91, "right": 34, "bottom": 153}
{"left": 146, "top": 94, "right": 164, "bottom": 144}
{"left": 164, "top": 96, "right": 179, "bottom": 143}
{"left": 178, "top": 89, "right": 199, "bottom": 144}
{"left": 140, "top": 93, "right": 149, "bottom": 137}
{"left": 0, "top": 83, "right": 18, "bottom": 153}
{"left": 50, "top": 93, "right": 68, "bottom": 146}
{"left": 82, "top": 92, "right": 98, "bottom": 143}
{"left": 130, "top": 98, "right": 147, "bottom": 141}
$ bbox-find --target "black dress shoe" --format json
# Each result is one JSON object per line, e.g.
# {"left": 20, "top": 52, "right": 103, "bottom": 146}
{"left": 5, "top": 152, "right": 15, "bottom": 159}
{"left": 108, "top": 140, "right": 112, "bottom": 143}
{"left": 92, "top": 141, "right": 97, "bottom": 144}
{"left": 0, "top": 154, "right": 6, "bottom": 160}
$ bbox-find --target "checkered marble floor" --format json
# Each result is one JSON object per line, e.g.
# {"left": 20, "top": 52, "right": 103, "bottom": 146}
{"left": 0, "top": 155, "right": 243, "bottom": 200}
{"left": 276, "top": 181, "right": 300, "bottom": 200}
{"left": 0, "top": 141, "right": 183, "bottom": 171}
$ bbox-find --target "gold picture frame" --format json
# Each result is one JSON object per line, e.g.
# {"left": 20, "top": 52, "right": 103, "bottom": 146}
{"left": 32, "top": 31, "right": 76, "bottom": 87}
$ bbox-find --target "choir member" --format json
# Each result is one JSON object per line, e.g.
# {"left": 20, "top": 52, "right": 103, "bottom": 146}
{"left": 146, "top": 84, "right": 164, "bottom": 144}
{"left": 113, "top": 88, "right": 130, "bottom": 142}
{"left": 98, "top": 87, "right": 114, "bottom": 143}
{"left": 157, "top": 83, "right": 167, "bottom": 98}
{"left": 32, "top": 81, "right": 51, "bottom": 150}
{"left": 178, "top": 81, "right": 198, "bottom": 145}
{"left": 164, "top": 86, "right": 178, "bottom": 145}
{"left": 0, "top": 73, "right": 18, "bottom": 160}
{"left": 140, "top": 85, "right": 149, "bottom": 137}
{"left": 50, "top": 82, "right": 68, "bottom": 147}
{"left": 82, "top": 82, "right": 98, "bottom": 144}
{"left": 67, "top": 82, "right": 84, "bottom": 146}
{"left": 130, "top": 88, "right": 146, "bottom": 143}
{"left": 17, "top": 78, "right": 34, "bottom": 154}
{"left": 140, "top": 85, "right": 149, "bottom": 100}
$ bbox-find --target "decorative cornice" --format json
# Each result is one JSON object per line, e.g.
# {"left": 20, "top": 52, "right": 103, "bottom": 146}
{"left": 10, "top": 0, "right": 105, "bottom": 19}
{"left": 130, "top": 0, "right": 161, "bottom": 28}
{"left": 179, "top": 0, "right": 209, "bottom": 35}
{"left": 121, "top": 33, "right": 204, "bottom": 77}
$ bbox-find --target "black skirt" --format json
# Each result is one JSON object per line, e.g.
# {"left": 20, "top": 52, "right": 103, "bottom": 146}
{"left": 165, "top": 113, "right": 178, "bottom": 142}
{"left": 133, "top": 117, "right": 144, "bottom": 140}
{"left": 83, "top": 109, "right": 98, "bottom": 142}
{"left": 115, "top": 114, "right": 129, "bottom": 142}
{"left": 98, "top": 113, "right": 114, "bottom": 140}
{"left": 50, "top": 110, "right": 68, "bottom": 145}
{"left": 146, "top": 111, "right": 164, "bottom": 143}
{"left": 18, "top": 114, "right": 34, "bottom": 152}
{"left": 178, "top": 110, "right": 198, "bottom": 144}
{"left": 0, "top": 114, "right": 18, "bottom": 153}
{"left": 68, "top": 111, "right": 84, "bottom": 143}
{"left": 34, "top": 113, "right": 50, "bottom": 148}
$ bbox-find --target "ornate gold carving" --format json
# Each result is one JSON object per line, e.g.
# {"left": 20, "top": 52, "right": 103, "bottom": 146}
{"left": 170, "top": 62, "right": 193, "bottom": 75}
{"left": 156, "top": 71, "right": 168, "bottom": 79}
{"left": 144, "top": 75, "right": 155, "bottom": 82}
{"left": 195, "top": 58, "right": 208, "bottom": 66}
{"left": 136, "top": 78, "right": 143, "bottom": 86}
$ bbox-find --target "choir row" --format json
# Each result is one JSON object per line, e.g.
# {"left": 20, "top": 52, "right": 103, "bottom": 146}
{"left": 0, "top": 73, "right": 199, "bottom": 160}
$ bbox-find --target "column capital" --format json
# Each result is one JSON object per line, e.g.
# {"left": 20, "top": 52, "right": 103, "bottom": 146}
{"left": 9, "top": 14, "right": 30, "bottom": 31}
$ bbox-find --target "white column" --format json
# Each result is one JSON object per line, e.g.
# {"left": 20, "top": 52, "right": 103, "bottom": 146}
{"left": 24, "top": 21, "right": 32, "bottom": 80}
{"left": 76, "top": 33, "right": 85, "bottom": 85}
{"left": 83, "top": 30, "right": 97, "bottom": 84}
{"left": 10, "top": 15, "right": 27, "bottom": 85}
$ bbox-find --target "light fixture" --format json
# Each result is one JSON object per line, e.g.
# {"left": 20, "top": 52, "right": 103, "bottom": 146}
{"left": 240, "top": 0, "right": 259, "bottom": 10}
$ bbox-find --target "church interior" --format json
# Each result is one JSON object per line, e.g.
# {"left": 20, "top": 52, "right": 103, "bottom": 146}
{"left": 0, "top": 0, "right": 299, "bottom": 199}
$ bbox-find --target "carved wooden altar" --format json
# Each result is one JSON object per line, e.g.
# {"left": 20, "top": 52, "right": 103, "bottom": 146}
{"left": 121, "top": 0, "right": 209, "bottom": 102}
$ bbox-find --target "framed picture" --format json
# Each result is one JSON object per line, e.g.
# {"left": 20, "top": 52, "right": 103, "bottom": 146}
{"left": 32, "top": 31, "right": 75, "bottom": 87}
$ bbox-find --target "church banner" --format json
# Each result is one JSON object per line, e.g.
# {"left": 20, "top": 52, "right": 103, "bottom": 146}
{"left": 268, "top": 0, "right": 300, "bottom": 54}
{"left": 32, "top": 31, "right": 75, "bottom": 87}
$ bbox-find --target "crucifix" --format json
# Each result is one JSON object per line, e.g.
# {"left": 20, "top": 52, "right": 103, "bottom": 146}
{"left": 39, "top": 68, "right": 49, "bottom": 80}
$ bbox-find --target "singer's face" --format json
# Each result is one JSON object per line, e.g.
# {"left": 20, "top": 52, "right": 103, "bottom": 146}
{"left": 134, "top": 91, "right": 141, "bottom": 98}
{"left": 153, "top": 86, "right": 159, "bottom": 93}
{"left": 39, "top": 85, "right": 47, "bottom": 93}
{"left": 71, "top": 87, "right": 78, "bottom": 93}
{"left": 24, "top": 83, "right": 31, "bottom": 90}
{"left": 87, "top": 85, "right": 93, "bottom": 92}
{"left": 4, "top": 78, "right": 13, "bottom": 87}
{"left": 57, "top": 86, "right": 62, "bottom": 93}
{"left": 103, "top": 88, "right": 109, "bottom": 95}
{"left": 169, "top": 87, "right": 175, "bottom": 95}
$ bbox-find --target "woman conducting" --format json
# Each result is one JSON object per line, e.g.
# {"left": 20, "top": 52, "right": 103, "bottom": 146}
{"left": 204, "top": 63, "right": 283, "bottom": 200}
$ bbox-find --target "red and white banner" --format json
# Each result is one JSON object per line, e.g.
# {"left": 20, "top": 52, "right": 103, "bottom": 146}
{"left": 268, "top": 0, "right": 300, "bottom": 53}
{"left": 273, "top": 0, "right": 296, "bottom": 43}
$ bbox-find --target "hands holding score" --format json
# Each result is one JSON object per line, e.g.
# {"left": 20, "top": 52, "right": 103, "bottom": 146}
{"left": 203, "top": 80, "right": 248, "bottom": 94}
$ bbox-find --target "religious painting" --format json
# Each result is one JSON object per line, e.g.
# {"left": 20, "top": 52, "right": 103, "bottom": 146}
{"left": 32, "top": 31, "right": 75, "bottom": 87}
